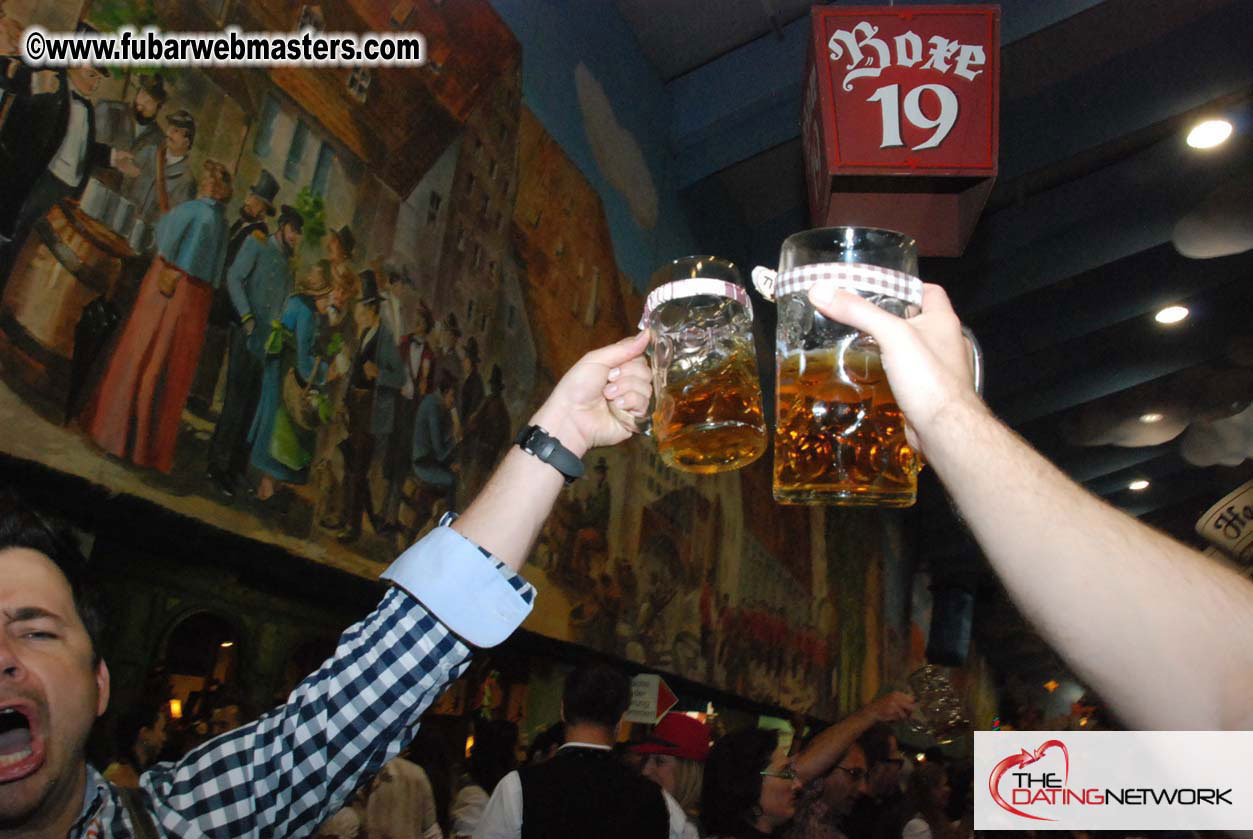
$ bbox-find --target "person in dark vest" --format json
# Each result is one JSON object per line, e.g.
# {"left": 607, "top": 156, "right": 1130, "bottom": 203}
{"left": 189, "top": 169, "right": 280, "bottom": 417}
{"left": 336, "top": 270, "right": 405, "bottom": 543}
{"left": 474, "top": 665, "right": 670, "bottom": 839}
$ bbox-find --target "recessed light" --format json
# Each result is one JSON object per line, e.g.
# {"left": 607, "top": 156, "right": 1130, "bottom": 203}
{"left": 1139, "top": 412, "right": 1164, "bottom": 424}
{"left": 1187, "top": 119, "right": 1233, "bottom": 149}
{"left": 220, "top": 640, "right": 234, "bottom": 648}
{"left": 1155, "top": 306, "right": 1189, "bottom": 324}
{"left": 1129, "top": 479, "right": 1150, "bottom": 491}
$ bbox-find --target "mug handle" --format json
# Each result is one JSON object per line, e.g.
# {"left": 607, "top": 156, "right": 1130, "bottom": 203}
{"left": 962, "top": 325, "right": 984, "bottom": 396}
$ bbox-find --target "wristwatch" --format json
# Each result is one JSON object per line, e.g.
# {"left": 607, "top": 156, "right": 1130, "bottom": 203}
{"left": 514, "top": 425, "right": 585, "bottom": 484}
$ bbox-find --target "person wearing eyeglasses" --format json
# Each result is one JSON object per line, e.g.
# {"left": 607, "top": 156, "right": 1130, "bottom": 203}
{"left": 843, "top": 724, "right": 908, "bottom": 839}
{"left": 701, "top": 692, "right": 914, "bottom": 838}
{"left": 787, "top": 743, "right": 871, "bottom": 839}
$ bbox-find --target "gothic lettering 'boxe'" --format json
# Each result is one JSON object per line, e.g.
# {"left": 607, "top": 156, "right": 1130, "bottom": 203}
{"left": 803, "top": 5, "right": 1000, "bottom": 256}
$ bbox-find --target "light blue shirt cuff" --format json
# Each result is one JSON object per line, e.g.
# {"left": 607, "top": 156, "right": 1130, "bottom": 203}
{"left": 380, "top": 525, "right": 534, "bottom": 647}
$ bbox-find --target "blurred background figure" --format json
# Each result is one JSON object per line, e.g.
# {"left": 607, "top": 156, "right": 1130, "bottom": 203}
{"left": 452, "top": 719, "right": 518, "bottom": 838}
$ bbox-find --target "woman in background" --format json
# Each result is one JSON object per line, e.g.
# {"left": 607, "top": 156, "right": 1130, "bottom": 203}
{"left": 634, "top": 713, "right": 710, "bottom": 838}
{"left": 249, "top": 260, "right": 337, "bottom": 500}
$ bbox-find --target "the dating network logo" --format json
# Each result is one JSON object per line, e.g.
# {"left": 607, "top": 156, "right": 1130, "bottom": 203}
{"left": 988, "top": 739, "right": 1070, "bottom": 821}
{"left": 976, "top": 731, "right": 1247, "bottom": 831}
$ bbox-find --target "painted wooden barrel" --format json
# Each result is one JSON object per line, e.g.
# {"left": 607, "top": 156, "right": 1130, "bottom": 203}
{"left": 0, "top": 199, "right": 136, "bottom": 403}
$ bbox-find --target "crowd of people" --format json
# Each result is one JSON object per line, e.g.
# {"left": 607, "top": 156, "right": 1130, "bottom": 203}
{"left": 4, "top": 276, "right": 1253, "bottom": 839}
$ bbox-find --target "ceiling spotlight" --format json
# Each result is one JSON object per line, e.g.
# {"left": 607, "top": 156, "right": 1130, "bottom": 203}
{"left": 1155, "top": 306, "right": 1189, "bottom": 324}
{"left": 220, "top": 640, "right": 234, "bottom": 648}
{"left": 1186, "top": 119, "right": 1233, "bottom": 149}
{"left": 1139, "top": 412, "right": 1164, "bottom": 424}
{"left": 1129, "top": 479, "right": 1150, "bottom": 491}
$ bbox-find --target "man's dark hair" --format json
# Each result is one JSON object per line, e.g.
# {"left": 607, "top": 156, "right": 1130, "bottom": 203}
{"left": 859, "top": 722, "right": 895, "bottom": 767}
{"left": 562, "top": 664, "right": 629, "bottom": 729}
{"left": 435, "top": 369, "right": 457, "bottom": 395}
{"left": 0, "top": 493, "right": 103, "bottom": 664}
{"left": 701, "top": 727, "right": 779, "bottom": 835}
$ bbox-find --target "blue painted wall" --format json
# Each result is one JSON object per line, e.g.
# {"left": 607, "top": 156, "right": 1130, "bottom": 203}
{"left": 489, "top": 0, "right": 699, "bottom": 290}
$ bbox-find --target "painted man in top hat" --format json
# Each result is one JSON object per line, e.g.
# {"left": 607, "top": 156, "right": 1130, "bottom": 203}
{"left": 122, "top": 108, "right": 198, "bottom": 226}
{"left": 188, "top": 169, "right": 280, "bottom": 416}
{"left": 336, "top": 269, "right": 404, "bottom": 542}
{"left": 382, "top": 300, "right": 436, "bottom": 532}
{"left": 227, "top": 170, "right": 279, "bottom": 264}
{"left": 0, "top": 38, "right": 139, "bottom": 282}
{"left": 206, "top": 202, "right": 302, "bottom": 497}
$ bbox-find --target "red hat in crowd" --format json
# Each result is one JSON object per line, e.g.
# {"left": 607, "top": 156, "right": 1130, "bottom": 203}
{"left": 632, "top": 713, "right": 711, "bottom": 762}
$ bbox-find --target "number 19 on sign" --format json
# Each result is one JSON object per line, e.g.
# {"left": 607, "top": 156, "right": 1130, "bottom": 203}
{"left": 866, "top": 83, "right": 959, "bottom": 151}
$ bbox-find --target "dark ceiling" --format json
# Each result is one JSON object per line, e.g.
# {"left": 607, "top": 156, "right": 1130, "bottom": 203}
{"left": 617, "top": 0, "right": 1253, "bottom": 717}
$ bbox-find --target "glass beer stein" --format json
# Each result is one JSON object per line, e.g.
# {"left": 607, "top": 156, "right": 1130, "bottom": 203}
{"left": 639, "top": 256, "right": 767, "bottom": 474}
{"left": 905, "top": 665, "right": 972, "bottom": 745}
{"left": 753, "top": 228, "right": 982, "bottom": 506}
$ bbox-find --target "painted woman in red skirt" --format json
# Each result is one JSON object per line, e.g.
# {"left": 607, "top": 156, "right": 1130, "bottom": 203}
{"left": 83, "top": 161, "right": 232, "bottom": 472}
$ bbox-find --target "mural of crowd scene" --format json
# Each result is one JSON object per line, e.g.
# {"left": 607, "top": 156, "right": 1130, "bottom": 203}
{"left": 0, "top": 0, "right": 533, "bottom": 578}
{"left": 0, "top": 0, "right": 895, "bottom": 717}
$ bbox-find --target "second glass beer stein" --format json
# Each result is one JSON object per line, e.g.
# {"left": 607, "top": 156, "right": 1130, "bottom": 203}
{"left": 639, "top": 256, "right": 766, "bottom": 474}
{"left": 754, "top": 227, "right": 982, "bottom": 506}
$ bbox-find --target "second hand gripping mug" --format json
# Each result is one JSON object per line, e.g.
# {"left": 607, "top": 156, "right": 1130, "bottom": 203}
{"left": 754, "top": 227, "right": 982, "bottom": 506}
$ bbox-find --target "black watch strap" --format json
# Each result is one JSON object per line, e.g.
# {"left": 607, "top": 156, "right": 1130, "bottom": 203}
{"left": 514, "top": 425, "right": 585, "bottom": 484}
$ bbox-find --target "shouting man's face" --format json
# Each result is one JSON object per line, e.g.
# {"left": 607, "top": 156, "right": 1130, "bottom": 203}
{"left": 0, "top": 548, "right": 109, "bottom": 833}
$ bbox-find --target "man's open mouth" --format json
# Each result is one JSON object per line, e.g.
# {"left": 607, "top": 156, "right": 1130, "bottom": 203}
{"left": 0, "top": 704, "right": 44, "bottom": 782}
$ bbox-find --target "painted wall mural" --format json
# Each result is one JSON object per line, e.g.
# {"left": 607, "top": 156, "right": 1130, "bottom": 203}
{"left": 0, "top": 0, "right": 890, "bottom": 716}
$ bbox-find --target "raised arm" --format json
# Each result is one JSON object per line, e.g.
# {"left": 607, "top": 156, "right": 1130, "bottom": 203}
{"left": 806, "top": 283, "right": 1253, "bottom": 730}
{"left": 141, "top": 333, "right": 653, "bottom": 837}
{"left": 452, "top": 330, "right": 650, "bottom": 571}
{"left": 791, "top": 692, "right": 914, "bottom": 782}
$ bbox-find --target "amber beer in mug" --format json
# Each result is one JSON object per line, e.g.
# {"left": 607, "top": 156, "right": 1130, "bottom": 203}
{"left": 641, "top": 256, "right": 766, "bottom": 474}
{"left": 653, "top": 347, "right": 765, "bottom": 472}
{"left": 758, "top": 227, "right": 982, "bottom": 505}
{"left": 775, "top": 343, "right": 917, "bottom": 505}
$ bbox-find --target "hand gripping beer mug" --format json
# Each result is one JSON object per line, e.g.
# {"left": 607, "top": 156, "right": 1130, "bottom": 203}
{"left": 753, "top": 228, "right": 982, "bottom": 506}
{"left": 639, "top": 256, "right": 767, "bottom": 474}
{"left": 905, "top": 665, "right": 972, "bottom": 745}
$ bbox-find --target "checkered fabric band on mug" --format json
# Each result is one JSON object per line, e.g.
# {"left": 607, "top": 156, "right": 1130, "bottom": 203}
{"left": 751, "top": 262, "right": 924, "bottom": 307}
{"left": 639, "top": 278, "right": 753, "bottom": 329}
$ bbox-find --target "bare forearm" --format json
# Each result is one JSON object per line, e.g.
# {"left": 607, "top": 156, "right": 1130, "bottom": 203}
{"left": 923, "top": 397, "right": 1253, "bottom": 729}
{"left": 451, "top": 402, "right": 585, "bottom": 572}
{"left": 792, "top": 707, "right": 876, "bottom": 781}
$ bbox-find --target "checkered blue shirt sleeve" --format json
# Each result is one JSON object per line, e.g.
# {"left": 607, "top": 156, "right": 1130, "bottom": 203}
{"left": 126, "top": 520, "right": 534, "bottom": 839}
